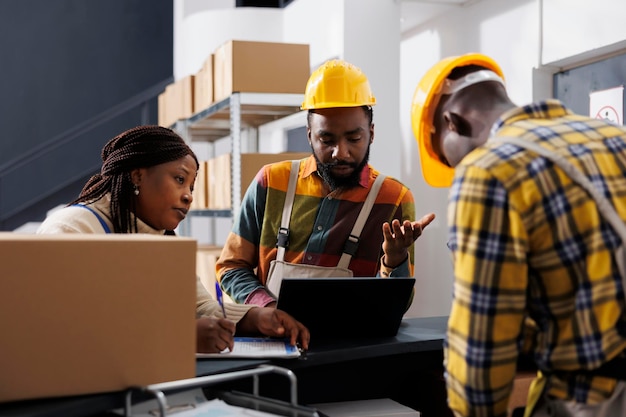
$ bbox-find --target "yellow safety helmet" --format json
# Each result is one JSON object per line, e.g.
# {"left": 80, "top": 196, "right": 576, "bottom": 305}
{"left": 301, "top": 59, "right": 376, "bottom": 110}
{"left": 411, "top": 53, "right": 504, "bottom": 187}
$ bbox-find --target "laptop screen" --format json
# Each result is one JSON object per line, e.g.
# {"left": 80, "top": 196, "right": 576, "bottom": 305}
{"left": 275, "top": 277, "right": 416, "bottom": 341}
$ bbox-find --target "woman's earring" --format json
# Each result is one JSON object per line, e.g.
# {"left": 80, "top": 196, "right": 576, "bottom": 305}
{"left": 133, "top": 184, "right": 140, "bottom": 196}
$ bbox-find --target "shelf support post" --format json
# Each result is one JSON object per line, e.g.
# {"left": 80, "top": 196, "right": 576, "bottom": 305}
{"left": 230, "top": 93, "right": 242, "bottom": 216}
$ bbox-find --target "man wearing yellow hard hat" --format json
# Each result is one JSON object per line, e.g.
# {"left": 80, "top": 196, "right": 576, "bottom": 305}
{"left": 411, "top": 53, "right": 626, "bottom": 417}
{"left": 217, "top": 59, "right": 435, "bottom": 310}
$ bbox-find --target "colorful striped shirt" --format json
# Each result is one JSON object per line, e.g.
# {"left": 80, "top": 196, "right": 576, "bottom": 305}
{"left": 217, "top": 155, "right": 416, "bottom": 304}
{"left": 445, "top": 100, "right": 626, "bottom": 416}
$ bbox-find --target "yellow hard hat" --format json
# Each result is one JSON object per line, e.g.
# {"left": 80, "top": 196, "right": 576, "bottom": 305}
{"left": 411, "top": 53, "right": 504, "bottom": 187}
{"left": 301, "top": 59, "right": 376, "bottom": 110}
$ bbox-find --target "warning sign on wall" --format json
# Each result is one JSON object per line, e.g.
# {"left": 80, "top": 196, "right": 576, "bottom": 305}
{"left": 589, "top": 86, "right": 623, "bottom": 125}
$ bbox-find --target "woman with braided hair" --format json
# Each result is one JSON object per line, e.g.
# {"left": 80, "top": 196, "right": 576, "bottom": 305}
{"left": 37, "top": 125, "right": 310, "bottom": 354}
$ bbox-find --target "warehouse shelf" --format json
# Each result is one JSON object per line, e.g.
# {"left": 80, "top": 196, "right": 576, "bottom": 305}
{"left": 175, "top": 92, "right": 304, "bottom": 143}
{"left": 174, "top": 92, "right": 305, "bottom": 237}
{"left": 186, "top": 209, "right": 232, "bottom": 218}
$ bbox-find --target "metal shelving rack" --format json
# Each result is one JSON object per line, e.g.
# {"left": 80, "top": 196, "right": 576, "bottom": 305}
{"left": 173, "top": 92, "right": 303, "bottom": 237}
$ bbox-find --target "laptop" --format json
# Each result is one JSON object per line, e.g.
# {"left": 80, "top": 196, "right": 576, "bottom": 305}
{"left": 276, "top": 277, "right": 416, "bottom": 340}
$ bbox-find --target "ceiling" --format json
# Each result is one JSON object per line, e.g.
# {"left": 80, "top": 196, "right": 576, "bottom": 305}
{"left": 400, "top": 0, "right": 476, "bottom": 33}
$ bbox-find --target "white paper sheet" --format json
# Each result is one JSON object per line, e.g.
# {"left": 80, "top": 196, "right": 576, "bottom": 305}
{"left": 196, "top": 337, "right": 301, "bottom": 359}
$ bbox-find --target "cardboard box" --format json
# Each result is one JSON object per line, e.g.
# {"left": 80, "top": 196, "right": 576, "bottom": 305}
{"left": 158, "top": 89, "right": 168, "bottom": 127}
{"left": 158, "top": 75, "right": 195, "bottom": 127}
{"left": 196, "top": 244, "right": 233, "bottom": 303}
{"left": 160, "top": 83, "right": 175, "bottom": 127}
{"left": 170, "top": 74, "right": 195, "bottom": 122}
{"left": 207, "top": 153, "right": 230, "bottom": 210}
{"left": 194, "top": 54, "right": 214, "bottom": 112}
{"left": 191, "top": 160, "right": 208, "bottom": 210}
{"left": 0, "top": 233, "right": 197, "bottom": 403}
{"left": 312, "top": 398, "right": 420, "bottom": 417}
{"left": 213, "top": 40, "right": 310, "bottom": 102}
{"left": 207, "top": 152, "right": 310, "bottom": 209}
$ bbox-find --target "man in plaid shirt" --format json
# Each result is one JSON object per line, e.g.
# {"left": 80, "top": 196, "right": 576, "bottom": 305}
{"left": 412, "top": 53, "right": 626, "bottom": 416}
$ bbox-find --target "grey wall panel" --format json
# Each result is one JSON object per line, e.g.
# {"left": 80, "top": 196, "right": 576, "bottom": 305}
{"left": 554, "top": 54, "right": 626, "bottom": 121}
{"left": 0, "top": 0, "right": 173, "bottom": 229}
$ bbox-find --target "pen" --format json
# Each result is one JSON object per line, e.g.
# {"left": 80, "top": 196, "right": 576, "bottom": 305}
{"left": 215, "top": 281, "right": 227, "bottom": 318}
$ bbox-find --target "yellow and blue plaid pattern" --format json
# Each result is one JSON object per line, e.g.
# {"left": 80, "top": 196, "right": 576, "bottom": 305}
{"left": 445, "top": 100, "right": 626, "bottom": 416}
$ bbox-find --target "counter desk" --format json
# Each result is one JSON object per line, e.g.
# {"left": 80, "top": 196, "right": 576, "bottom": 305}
{"left": 0, "top": 316, "right": 451, "bottom": 417}
{"left": 197, "top": 316, "right": 452, "bottom": 417}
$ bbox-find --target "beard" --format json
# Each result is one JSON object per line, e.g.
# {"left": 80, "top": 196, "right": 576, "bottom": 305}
{"left": 313, "top": 146, "right": 370, "bottom": 191}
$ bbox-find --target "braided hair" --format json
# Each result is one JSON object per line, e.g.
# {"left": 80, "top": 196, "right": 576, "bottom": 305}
{"left": 69, "top": 125, "right": 199, "bottom": 233}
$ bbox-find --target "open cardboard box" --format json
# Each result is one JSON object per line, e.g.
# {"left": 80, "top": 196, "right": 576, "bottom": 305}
{"left": 0, "top": 233, "right": 197, "bottom": 403}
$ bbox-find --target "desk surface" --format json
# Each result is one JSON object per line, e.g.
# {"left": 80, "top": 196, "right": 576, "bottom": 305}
{"left": 195, "top": 315, "right": 447, "bottom": 376}
{"left": 291, "top": 315, "right": 447, "bottom": 366}
{"left": 1, "top": 316, "right": 448, "bottom": 417}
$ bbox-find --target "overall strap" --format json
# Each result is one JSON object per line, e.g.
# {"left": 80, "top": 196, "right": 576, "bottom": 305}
{"left": 337, "top": 174, "right": 387, "bottom": 269}
{"left": 72, "top": 204, "right": 111, "bottom": 233}
{"left": 494, "top": 136, "right": 626, "bottom": 287}
{"left": 275, "top": 160, "right": 301, "bottom": 262}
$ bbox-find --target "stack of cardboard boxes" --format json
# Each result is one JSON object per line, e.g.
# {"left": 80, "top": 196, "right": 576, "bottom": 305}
{"left": 192, "top": 151, "right": 310, "bottom": 211}
{"left": 158, "top": 74, "right": 195, "bottom": 129}
{"left": 192, "top": 151, "right": 310, "bottom": 293}
{"left": 193, "top": 54, "right": 213, "bottom": 113}
{"left": 158, "top": 39, "right": 310, "bottom": 128}
{"left": 162, "top": 39, "right": 312, "bottom": 211}
{"left": 169, "top": 40, "right": 311, "bottom": 293}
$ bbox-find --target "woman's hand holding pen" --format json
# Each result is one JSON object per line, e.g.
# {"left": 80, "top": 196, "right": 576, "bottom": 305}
{"left": 196, "top": 316, "right": 236, "bottom": 353}
{"left": 238, "top": 308, "right": 310, "bottom": 351}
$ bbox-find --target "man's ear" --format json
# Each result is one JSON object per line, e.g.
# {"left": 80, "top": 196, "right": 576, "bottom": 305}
{"left": 442, "top": 111, "right": 461, "bottom": 133}
{"left": 369, "top": 122, "right": 375, "bottom": 144}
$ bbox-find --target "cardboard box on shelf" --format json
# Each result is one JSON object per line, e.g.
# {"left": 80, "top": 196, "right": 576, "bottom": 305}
{"left": 213, "top": 40, "right": 310, "bottom": 102}
{"left": 207, "top": 152, "right": 310, "bottom": 210}
{"left": 158, "top": 90, "right": 168, "bottom": 127}
{"left": 158, "top": 75, "right": 195, "bottom": 127}
{"left": 0, "top": 233, "right": 197, "bottom": 403}
{"left": 196, "top": 244, "right": 232, "bottom": 303}
{"left": 194, "top": 54, "right": 214, "bottom": 112}
{"left": 160, "top": 83, "right": 175, "bottom": 127}
{"left": 170, "top": 74, "right": 195, "bottom": 122}
{"left": 207, "top": 153, "right": 230, "bottom": 210}
{"left": 191, "top": 160, "right": 208, "bottom": 210}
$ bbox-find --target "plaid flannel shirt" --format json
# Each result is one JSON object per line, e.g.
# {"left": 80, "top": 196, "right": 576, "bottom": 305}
{"left": 445, "top": 100, "right": 626, "bottom": 417}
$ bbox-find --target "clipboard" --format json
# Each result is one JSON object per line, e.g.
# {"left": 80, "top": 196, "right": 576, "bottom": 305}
{"left": 196, "top": 337, "right": 301, "bottom": 359}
